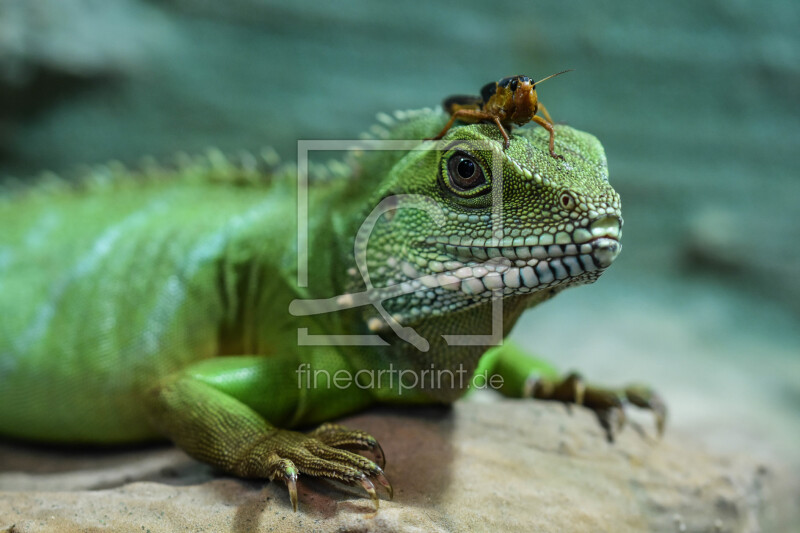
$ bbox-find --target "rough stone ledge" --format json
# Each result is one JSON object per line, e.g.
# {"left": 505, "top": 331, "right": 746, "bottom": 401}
{"left": 1, "top": 399, "right": 797, "bottom": 533}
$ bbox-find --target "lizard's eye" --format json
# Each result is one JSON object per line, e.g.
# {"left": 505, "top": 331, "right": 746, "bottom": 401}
{"left": 447, "top": 152, "right": 486, "bottom": 192}
{"left": 440, "top": 148, "right": 492, "bottom": 202}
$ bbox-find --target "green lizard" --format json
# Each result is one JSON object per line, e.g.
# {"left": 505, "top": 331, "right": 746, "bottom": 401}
{"left": 0, "top": 108, "right": 664, "bottom": 511}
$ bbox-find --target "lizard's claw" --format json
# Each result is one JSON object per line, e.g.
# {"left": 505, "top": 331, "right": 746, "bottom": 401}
{"left": 530, "top": 373, "right": 667, "bottom": 442}
{"left": 374, "top": 469, "right": 394, "bottom": 499}
{"left": 360, "top": 476, "right": 379, "bottom": 508}
{"left": 591, "top": 406, "right": 626, "bottom": 443}
{"left": 266, "top": 456, "right": 299, "bottom": 512}
{"left": 255, "top": 424, "right": 391, "bottom": 512}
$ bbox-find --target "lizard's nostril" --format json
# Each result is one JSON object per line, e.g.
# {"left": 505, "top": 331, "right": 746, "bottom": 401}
{"left": 560, "top": 192, "right": 576, "bottom": 210}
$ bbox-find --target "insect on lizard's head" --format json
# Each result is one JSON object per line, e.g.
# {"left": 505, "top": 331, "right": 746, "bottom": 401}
{"left": 356, "top": 119, "right": 621, "bottom": 326}
{"left": 504, "top": 75, "right": 538, "bottom": 114}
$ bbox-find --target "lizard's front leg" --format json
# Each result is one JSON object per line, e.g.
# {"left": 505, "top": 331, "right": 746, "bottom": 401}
{"left": 144, "top": 351, "right": 391, "bottom": 511}
{"left": 476, "top": 342, "right": 667, "bottom": 442}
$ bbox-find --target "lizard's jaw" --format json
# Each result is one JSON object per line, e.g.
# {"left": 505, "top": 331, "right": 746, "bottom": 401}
{"left": 411, "top": 215, "right": 622, "bottom": 297}
{"left": 414, "top": 234, "right": 619, "bottom": 298}
{"left": 367, "top": 216, "right": 621, "bottom": 321}
{"left": 590, "top": 237, "right": 621, "bottom": 269}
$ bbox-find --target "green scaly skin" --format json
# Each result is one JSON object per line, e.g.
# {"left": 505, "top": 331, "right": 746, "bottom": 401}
{"left": 0, "top": 109, "right": 664, "bottom": 511}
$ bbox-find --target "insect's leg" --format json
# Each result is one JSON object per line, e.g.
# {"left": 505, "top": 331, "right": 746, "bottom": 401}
{"left": 426, "top": 109, "right": 485, "bottom": 141}
{"left": 537, "top": 102, "right": 555, "bottom": 124}
{"left": 426, "top": 113, "right": 460, "bottom": 141}
{"left": 443, "top": 95, "right": 483, "bottom": 115}
{"left": 492, "top": 116, "right": 511, "bottom": 150}
{"left": 532, "top": 115, "right": 564, "bottom": 160}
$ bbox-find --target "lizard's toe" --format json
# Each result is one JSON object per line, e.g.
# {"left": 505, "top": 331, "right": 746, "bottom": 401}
{"left": 264, "top": 454, "right": 299, "bottom": 512}
{"left": 582, "top": 385, "right": 626, "bottom": 442}
{"left": 297, "top": 440, "right": 392, "bottom": 509}
{"left": 592, "top": 406, "right": 626, "bottom": 443}
{"left": 251, "top": 426, "right": 392, "bottom": 512}
{"left": 309, "top": 422, "right": 387, "bottom": 469}
{"left": 623, "top": 384, "right": 668, "bottom": 437}
{"left": 531, "top": 373, "right": 667, "bottom": 442}
{"left": 530, "top": 371, "right": 585, "bottom": 407}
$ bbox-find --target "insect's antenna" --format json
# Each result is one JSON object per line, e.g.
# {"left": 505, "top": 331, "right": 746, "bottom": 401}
{"left": 533, "top": 69, "right": 574, "bottom": 87}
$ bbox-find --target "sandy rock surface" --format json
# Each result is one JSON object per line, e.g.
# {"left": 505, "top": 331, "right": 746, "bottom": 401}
{"left": 1, "top": 398, "right": 795, "bottom": 533}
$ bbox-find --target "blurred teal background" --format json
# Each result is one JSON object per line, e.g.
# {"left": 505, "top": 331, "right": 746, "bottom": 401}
{"left": 1, "top": 0, "right": 799, "bottom": 490}
{"left": 2, "top": 0, "right": 799, "bottom": 311}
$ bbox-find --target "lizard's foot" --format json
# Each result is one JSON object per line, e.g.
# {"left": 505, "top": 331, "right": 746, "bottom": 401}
{"left": 527, "top": 372, "right": 667, "bottom": 442}
{"left": 239, "top": 424, "right": 392, "bottom": 512}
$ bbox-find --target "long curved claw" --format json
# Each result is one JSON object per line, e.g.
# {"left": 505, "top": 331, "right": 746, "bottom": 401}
{"left": 356, "top": 433, "right": 387, "bottom": 470}
{"left": 372, "top": 468, "right": 393, "bottom": 500}
{"left": 583, "top": 384, "right": 625, "bottom": 442}
{"left": 270, "top": 458, "right": 300, "bottom": 512}
{"left": 594, "top": 407, "right": 626, "bottom": 443}
{"left": 287, "top": 473, "right": 299, "bottom": 513}
{"left": 371, "top": 439, "right": 386, "bottom": 470}
{"left": 595, "top": 409, "right": 613, "bottom": 443}
{"left": 360, "top": 476, "right": 379, "bottom": 511}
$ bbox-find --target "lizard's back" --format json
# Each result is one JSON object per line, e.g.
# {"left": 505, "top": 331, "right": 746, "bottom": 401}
{"left": 0, "top": 167, "right": 295, "bottom": 443}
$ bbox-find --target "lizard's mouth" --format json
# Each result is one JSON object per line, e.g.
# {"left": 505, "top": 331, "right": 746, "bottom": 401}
{"left": 419, "top": 236, "right": 619, "bottom": 296}
{"left": 406, "top": 216, "right": 621, "bottom": 297}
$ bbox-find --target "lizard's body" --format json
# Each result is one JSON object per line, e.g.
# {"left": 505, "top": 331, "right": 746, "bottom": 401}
{"left": 2, "top": 171, "right": 302, "bottom": 442}
{"left": 0, "top": 109, "right": 654, "bottom": 508}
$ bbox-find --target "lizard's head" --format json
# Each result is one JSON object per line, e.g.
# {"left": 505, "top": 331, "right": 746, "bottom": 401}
{"left": 354, "top": 113, "right": 621, "bottom": 327}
